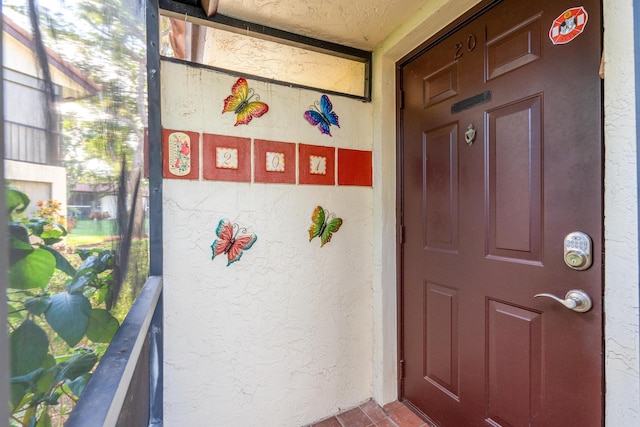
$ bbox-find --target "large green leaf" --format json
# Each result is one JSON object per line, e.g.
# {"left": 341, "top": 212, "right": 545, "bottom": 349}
{"left": 6, "top": 186, "right": 30, "bottom": 218}
{"left": 24, "top": 218, "right": 47, "bottom": 237}
{"left": 75, "top": 255, "right": 99, "bottom": 276}
{"left": 24, "top": 296, "right": 52, "bottom": 316}
{"left": 76, "top": 248, "right": 93, "bottom": 261}
{"left": 8, "top": 248, "right": 55, "bottom": 290}
{"left": 10, "top": 320, "right": 50, "bottom": 376}
{"left": 74, "top": 250, "right": 115, "bottom": 276}
{"left": 40, "top": 245, "right": 76, "bottom": 277}
{"left": 55, "top": 352, "right": 98, "bottom": 382}
{"left": 10, "top": 368, "right": 45, "bottom": 386}
{"left": 9, "top": 224, "right": 33, "bottom": 263}
{"left": 10, "top": 320, "right": 50, "bottom": 408}
{"left": 35, "top": 354, "right": 56, "bottom": 396}
{"left": 44, "top": 293, "right": 92, "bottom": 347}
{"left": 40, "top": 227, "right": 66, "bottom": 245}
{"left": 98, "top": 250, "right": 115, "bottom": 271}
{"left": 66, "top": 273, "right": 94, "bottom": 294}
{"left": 10, "top": 368, "right": 45, "bottom": 412}
{"left": 86, "top": 309, "right": 120, "bottom": 343}
{"left": 66, "top": 374, "right": 90, "bottom": 398}
{"left": 9, "top": 223, "right": 31, "bottom": 243}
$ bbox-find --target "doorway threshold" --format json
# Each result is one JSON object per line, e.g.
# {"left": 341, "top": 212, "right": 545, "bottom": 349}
{"left": 305, "top": 399, "right": 433, "bottom": 427}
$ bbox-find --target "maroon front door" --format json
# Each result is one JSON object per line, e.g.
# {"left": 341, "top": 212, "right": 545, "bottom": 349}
{"left": 399, "top": 0, "right": 603, "bottom": 425}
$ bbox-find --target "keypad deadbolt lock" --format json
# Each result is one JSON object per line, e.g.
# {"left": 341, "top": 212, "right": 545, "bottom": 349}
{"left": 564, "top": 231, "right": 592, "bottom": 270}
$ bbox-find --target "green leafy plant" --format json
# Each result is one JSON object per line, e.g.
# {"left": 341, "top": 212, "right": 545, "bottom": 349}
{"left": 7, "top": 186, "right": 120, "bottom": 426}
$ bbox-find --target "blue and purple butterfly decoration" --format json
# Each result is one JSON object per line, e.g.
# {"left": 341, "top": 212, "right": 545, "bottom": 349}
{"left": 304, "top": 94, "right": 340, "bottom": 136}
{"left": 211, "top": 218, "right": 257, "bottom": 266}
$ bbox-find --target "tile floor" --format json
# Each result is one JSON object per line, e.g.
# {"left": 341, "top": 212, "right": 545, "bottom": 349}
{"left": 306, "top": 399, "right": 433, "bottom": 427}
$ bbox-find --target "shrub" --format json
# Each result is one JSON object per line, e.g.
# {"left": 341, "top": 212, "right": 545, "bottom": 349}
{"left": 7, "top": 186, "right": 120, "bottom": 426}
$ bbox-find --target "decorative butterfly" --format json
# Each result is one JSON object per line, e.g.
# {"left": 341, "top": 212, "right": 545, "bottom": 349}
{"left": 304, "top": 94, "right": 340, "bottom": 136}
{"left": 308, "top": 206, "right": 343, "bottom": 247}
{"left": 222, "top": 77, "right": 269, "bottom": 126}
{"left": 211, "top": 218, "right": 257, "bottom": 266}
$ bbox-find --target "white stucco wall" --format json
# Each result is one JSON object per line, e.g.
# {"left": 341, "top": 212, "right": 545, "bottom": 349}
{"left": 161, "top": 60, "right": 374, "bottom": 426}
{"left": 161, "top": 0, "right": 640, "bottom": 424}
{"left": 603, "top": 1, "right": 640, "bottom": 425}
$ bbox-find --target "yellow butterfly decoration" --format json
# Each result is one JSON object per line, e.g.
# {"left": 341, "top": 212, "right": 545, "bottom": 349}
{"left": 222, "top": 77, "right": 269, "bottom": 126}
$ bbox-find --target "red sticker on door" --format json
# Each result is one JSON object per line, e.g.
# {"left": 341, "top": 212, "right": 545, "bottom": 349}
{"left": 549, "top": 7, "right": 588, "bottom": 45}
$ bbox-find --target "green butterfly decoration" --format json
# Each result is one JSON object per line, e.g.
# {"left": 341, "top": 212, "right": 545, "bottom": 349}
{"left": 308, "top": 205, "right": 343, "bottom": 247}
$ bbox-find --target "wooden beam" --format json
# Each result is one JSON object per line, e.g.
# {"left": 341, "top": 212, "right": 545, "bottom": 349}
{"left": 201, "top": 0, "right": 218, "bottom": 17}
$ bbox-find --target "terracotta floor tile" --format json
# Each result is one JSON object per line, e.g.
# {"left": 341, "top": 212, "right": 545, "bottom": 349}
{"left": 360, "top": 400, "right": 387, "bottom": 423}
{"left": 387, "top": 405, "right": 426, "bottom": 427}
{"left": 311, "top": 416, "right": 343, "bottom": 427}
{"left": 336, "top": 407, "right": 373, "bottom": 427}
{"left": 307, "top": 399, "right": 430, "bottom": 427}
{"left": 382, "top": 401, "right": 405, "bottom": 414}
{"left": 375, "top": 419, "right": 398, "bottom": 427}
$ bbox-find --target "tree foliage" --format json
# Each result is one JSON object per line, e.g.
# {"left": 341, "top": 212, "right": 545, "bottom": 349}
{"left": 7, "top": 0, "right": 147, "bottom": 190}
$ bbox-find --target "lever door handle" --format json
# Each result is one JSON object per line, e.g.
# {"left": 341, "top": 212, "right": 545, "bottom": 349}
{"left": 534, "top": 289, "right": 592, "bottom": 313}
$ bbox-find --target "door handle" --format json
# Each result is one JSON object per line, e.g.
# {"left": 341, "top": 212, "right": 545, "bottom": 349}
{"left": 534, "top": 289, "right": 592, "bottom": 313}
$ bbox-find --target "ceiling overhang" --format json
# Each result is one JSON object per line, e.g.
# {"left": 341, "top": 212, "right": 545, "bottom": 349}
{"left": 170, "top": 0, "right": 218, "bottom": 17}
{"left": 159, "top": 0, "right": 371, "bottom": 63}
{"left": 159, "top": 0, "right": 372, "bottom": 100}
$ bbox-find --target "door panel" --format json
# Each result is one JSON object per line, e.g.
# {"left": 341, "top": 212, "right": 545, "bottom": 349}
{"left": 400, "top": 0, "right": 602, "bottom": 426}
{"left": 424, "top": 124, "right": 459, "bottom": 251}
{"left": 487, "top": 95, "right": 542, "bottom": 263}
{"left": 486, "top": 300, "right": 542, "bottom": 427}
{"left": 425, "top": 282, "right": 459, "bottom": 399}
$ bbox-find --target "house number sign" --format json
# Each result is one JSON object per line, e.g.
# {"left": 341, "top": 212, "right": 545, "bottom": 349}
{"left": 454, "top": 34, "right": 477, "bottom": 60}
{"left": 309, "top": 155, "right": 327, "bottom": 175}
{"left": 266, "top": 151, "right": 286, "bottom": 172}
{"left": 216, "top": 147, "right": 238, "bottom": 169}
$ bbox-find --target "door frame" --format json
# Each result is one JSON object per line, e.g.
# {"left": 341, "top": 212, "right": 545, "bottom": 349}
{"left": 393, "top": 0, "right": 605, "bottom": 419}
{"left": 395, "top": 0, "right": 502, "bottom": 403}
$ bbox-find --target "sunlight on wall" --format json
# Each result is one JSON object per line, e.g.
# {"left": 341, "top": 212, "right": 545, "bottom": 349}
{"left": 160, "top": 16, "right": 367, "bottom": 98}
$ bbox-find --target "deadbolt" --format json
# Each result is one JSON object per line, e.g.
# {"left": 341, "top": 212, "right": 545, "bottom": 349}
{"left": 563, "top": 231, "right": 592, "bottom": 270}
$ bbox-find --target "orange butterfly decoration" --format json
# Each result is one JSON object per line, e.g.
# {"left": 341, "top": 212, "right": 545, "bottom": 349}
{"left": 222, "top": 77, "right": 269, "bottom": 126}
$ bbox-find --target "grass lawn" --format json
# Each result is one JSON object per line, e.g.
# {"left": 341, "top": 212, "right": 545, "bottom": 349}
{"left": 67, "top": 219, "right": 117, "bottom": 247}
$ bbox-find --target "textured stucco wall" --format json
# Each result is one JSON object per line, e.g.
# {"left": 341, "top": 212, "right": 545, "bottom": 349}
{"left": 161, "top": 0, "right": 640, "bottom": 424}
{"left": 603, "top": 0, "right": 640, "bottom": 425}
{"left": 161, "top": 60, "right": 374, "bottom": 426}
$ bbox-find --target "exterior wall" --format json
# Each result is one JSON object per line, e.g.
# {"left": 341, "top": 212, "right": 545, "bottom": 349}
{"left": 3, "top": 68, "right": 50, "bottom": 130}
{"left": 3, "top": 25, "right": 94, "bottom": 99}
{"left": 4, "top": 159, "right": 66, "bottom": 218}
{"left": 161, "top": 0, "right": 640, "bottom": 424}
{"left": 602, "top": 1, "right": 640, "bottom": 425}
{"left": 3, "top": 67, "right": 61, "bottom": 165}
{"left": 373, "top": 0, "right": 640, "bottom": 424}
{"left": 161, "top": 60, "right": 374, "bottom": 426}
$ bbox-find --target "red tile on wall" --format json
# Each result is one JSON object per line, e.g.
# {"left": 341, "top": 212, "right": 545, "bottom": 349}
{"left": 254, "top": 139, "right": 296, "bottom": 184}
{"left": 337, "top": 148, "right": 372, "bottom": 186}
{"left": 203, "top": 134, "right": 251, "bottom": 182}
{"left": 162, "top": 129, "right": 199, "bottom": 180}
{"left": 299, "top": 144, "right": 335, "bottom": 185}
